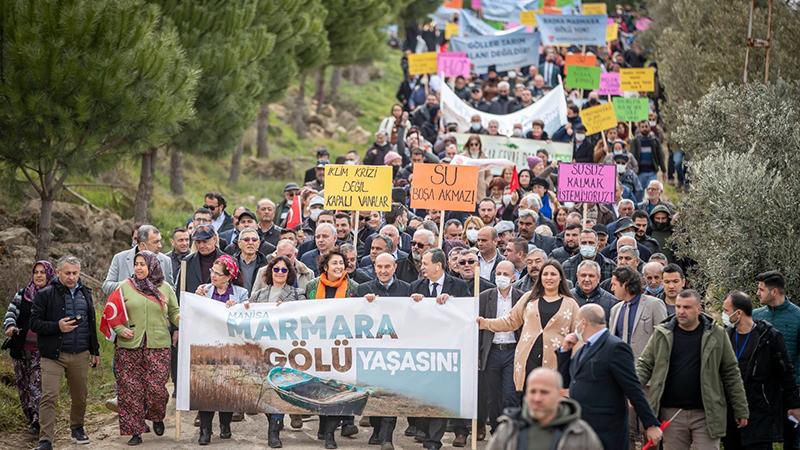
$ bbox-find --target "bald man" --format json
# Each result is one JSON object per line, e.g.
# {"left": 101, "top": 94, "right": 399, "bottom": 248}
{"left": 556, "top": 304, "right": 662, "bottom": 450}
{"left": 356, "top": 253, "right": 411, "bottom": 297}
{"left": 489, "top": 368, "right": 603, "bottom": 449}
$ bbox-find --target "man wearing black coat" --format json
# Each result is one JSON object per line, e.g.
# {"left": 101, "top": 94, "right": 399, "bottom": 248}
{"left": 722, "top": 291, "right": 800, "bottom": 450}
{"left": 410, "top": 248, "right": 471, "bottom": 449}
{"left": 30, "top": 255, "right": 100, "bottom": 449}
{"left": 556, "top": 304, "right": 662, "bottom": 450}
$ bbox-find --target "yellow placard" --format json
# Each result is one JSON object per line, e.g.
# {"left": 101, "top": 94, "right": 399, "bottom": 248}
{"left": 408, "top": 52, "right": 438, "bottom": 76}
{"left": 606, "top": 23, "right": 619, "bottom": 42}
{"left": 580, "top": 103, "right": 618, "bottom": 135}
{"left": 520, "top": 10, "right": 536, "bottom": 27}
{"left": 620, "top": 68, "right": 655, "bottom": 92}
{"left": 445, "top": 23, "right": 459, "bottom": 40}
{"left": 323, "top": 165, "right": 393, "bottom": 212}
{"left": 582, "top": 3, "right": 607, "bottom": 15}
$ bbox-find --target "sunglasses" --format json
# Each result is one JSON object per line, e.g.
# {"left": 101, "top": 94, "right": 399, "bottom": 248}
{"left": 468, "top": 142, "right": 480, "bottom": 147}
{"left": 459, "top": 259, "right": 478, "bottom": 266}
{"left": 241, "top": 237, "right": 259, "bottom": 243}
{"left": 272, "top": 267, "right": 289, "bottom": 273}
{"left": 411, "top": 242, "right": 428, "bottom": 248}
{"left": 203, "top": 204, "right": 218, "bottom": 210}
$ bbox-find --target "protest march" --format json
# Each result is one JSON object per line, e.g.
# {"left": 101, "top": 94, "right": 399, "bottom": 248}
{"left": 4, "top": 1, "right": 800, "bottom": 450}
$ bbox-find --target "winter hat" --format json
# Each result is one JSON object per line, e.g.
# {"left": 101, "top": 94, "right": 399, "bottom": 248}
{"left": 384, "top": 151, "right": 402, "bottom": 165}
{"left": 527, "top": 156, "right": 543, "bottom": 170}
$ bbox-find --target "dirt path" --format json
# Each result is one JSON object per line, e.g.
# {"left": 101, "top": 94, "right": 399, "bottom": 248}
{"left": 2, "top": 384, "right": 489, "bottom": 450}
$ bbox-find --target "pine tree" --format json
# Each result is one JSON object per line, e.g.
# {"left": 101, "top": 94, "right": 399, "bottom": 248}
{"left": 0, "top": 0, "right": 198, "bottom": 258}
{"left": 289, "top": 0, "right": 330, "bottom": 138}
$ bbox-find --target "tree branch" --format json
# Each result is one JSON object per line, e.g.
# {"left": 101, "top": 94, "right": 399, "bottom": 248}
{"left": 20, "top": 166, "right": 43, "bottom": 196}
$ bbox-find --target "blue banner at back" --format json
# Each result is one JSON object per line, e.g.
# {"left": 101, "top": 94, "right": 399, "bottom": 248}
{"left": 449, "top": 33, "right": 541, "bottom": 73}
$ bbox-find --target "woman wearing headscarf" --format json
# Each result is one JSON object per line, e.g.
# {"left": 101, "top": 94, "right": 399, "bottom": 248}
{"left": 193, "top": 254, "right": 249, "bottom": 445}
{"left": 247, "top": 256, "right": 305, "bottom": 448}
{"left": 3, "top": 260, "right": 55, "bottom": 435}
{"left": 304, "top": 249, "right": 359, "bottom": 449}
{"left": 111, "top": 251, "right": 179, "bottom": 445}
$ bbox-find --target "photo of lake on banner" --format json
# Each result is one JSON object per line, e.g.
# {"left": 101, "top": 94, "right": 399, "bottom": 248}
{"left": 188, "top": 344, "right": 454, "bottom": 417}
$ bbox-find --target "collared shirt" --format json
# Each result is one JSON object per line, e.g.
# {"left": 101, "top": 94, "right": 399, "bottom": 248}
{"left": 211, "top": 213, "right": 225, "bottom": 232}
{"left": 585, "top": 328, "right": 607, "bottom": 346}
{"left": 429, "top": 273, "right": 446, "bottom": 297}
{"left": 380, "top": 277, "right": 395, "bottom": 291}
{"left": 478, "top": 251, "right": 498, "bottom": 280}
{"left": 614, "top": 295, "right": 641, "bottom": 342}
{"left": 492, "top": 288, "right": 517, "bottom": 344}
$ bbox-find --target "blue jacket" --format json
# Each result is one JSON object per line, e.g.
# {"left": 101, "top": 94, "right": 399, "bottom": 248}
{"left": 753, "top": 298, "right": 800, "bottom": 384}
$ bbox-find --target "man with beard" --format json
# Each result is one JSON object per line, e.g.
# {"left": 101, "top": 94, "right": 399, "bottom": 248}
{"left": 649, "top": 205, "right": 675, "bottom": 262}
{"left": 632, "top": 210, "right": 661, "bottom": 255}
{"left": 395, "top": 229, "right": 435, "bottom": 283}
{"left": 550, "top": 224, "right": 581, "bottom": 264}
{"left": 488, "top": 81, "right": 514, "bottom": 115}
{"left": 513, "top": 248, "right": 547, "bottom": 292}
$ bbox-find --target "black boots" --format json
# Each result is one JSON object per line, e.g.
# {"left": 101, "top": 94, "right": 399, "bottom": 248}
{"left": 198, "top": 427, "right": 211, "bottom": 446}
{"left": 268, "top": 415, "right": 283, "bottom": 448}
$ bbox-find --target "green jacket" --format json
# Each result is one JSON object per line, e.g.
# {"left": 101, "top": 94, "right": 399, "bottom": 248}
{"left": 113, "top": 280, "right": 179, "bottom": 349}
{"left": 636, "top": 314, "right": 748, "bottom": 439}
{"left": 305, "top": 277, "right": 359, "bottom": 299}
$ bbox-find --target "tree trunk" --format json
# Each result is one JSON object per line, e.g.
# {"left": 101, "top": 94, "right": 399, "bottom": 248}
{"left": 291, "top": 72, "right": 307, "bottom": 138}
{"left": 329, "top": 66, "right": 342, "bottom": 103}
{"left": 35, "top": 193, "right": 54, "bottom": 261}
{"left": 170, "top": 148, "right": 184, "bottom": 196}
{"left": 134, "top": 148, "right": 157, "bottom": 223}
{"left": 229, "top": 141, "right": 244, "bottom": 184}
{"left": 256, "top": 103, "right": 269, "bottom": 158}
{"left": 314, "top": 66, "right": 326, "bottom": 114}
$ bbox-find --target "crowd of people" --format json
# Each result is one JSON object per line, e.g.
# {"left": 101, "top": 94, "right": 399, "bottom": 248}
{"left": 3, "top": 3, "right": 799, "bottom": 450}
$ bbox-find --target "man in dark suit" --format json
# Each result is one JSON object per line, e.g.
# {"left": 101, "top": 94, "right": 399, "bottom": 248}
{"left": 410, "top": 248, "right": 470, "bottom": 449}
{"left": 478, "top": 261, "right": 524, "bottom": 436}
{"left": 556, "top": 304, "right": 662, "bottom": 450}
{"left": 395, "top": 229, "right": 435, "bottom": 284}
{"left": 357, "top": 252, "right": 411, "bottom": 450}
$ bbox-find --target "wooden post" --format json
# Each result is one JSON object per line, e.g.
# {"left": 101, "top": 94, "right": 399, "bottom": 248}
{"left": 438, "top": 211, "right": 446, "bottom": 248}
{"left": 176, "top": 260, "right": 187, "bottom": 441}
{"left": 472, "top": 263, "right": 480, "bottom": 450}
{"left": 353, "top": 212, "right": 359, "bottom": 250}
{"left": 582, "top": 202, "right": 589, "bottom": 228}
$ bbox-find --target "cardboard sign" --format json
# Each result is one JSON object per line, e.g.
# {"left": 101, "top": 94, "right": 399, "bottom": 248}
{"left": 557, "top": 163, "right": 616, "bottom": 203}
{"left": 606, "top": 23, "right": 619, "bottom": 42}
{"left": 565, "top": 53, "right": 597, "bottom": 67}
{"left": 411, "top": 163, "right": 479, "bottom": 212}
{"left": 408, "top": 52, "right": 438, "bottom": 76}
{"left": 579, "top": 103, "right": 617, "bottom": 135}
{"left": 536, "top": 14, "right": 608, "bottom": 46}
{"left": 620, "top": 68, "right": 655, "bottom": 92}
{"left": 581, "top": 3, "right": 607, "bottom": 15}
{"left": 471, "top": 0, "right": 482, "bottom": 9}
{"left": 612, "top": 97, "right": 650, "bottom": 122}
{"left": 323, "top": 165, "right": 393, "bottom": 211}
{"left": 438, "top": 52, "right": 471, "bottom": 77}
{"left": 565, "top": 65, "right": 600, "bottom": 90}
{"left": 443, "top": 0, "right": 463, "bottom": 8}
{"left": 445, "top": 22, "right": 459, "bottom": 40}
{"left": 519, "top": 10, "right": 536, "bottom": 27}
{"left": 597, "top": 72, "right": 621, "bottom": 96}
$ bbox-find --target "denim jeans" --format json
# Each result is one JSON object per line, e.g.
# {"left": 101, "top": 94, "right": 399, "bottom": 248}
{"left": 638, "top": 171, "right": 657, "bottom": 191}
{"left": 672, "top": 151, "right": 686, "bottom": 186}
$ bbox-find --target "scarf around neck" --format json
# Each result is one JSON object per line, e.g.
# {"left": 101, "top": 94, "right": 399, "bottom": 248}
{"left": 316, "top": 274, "right": 348, "bottom": 299}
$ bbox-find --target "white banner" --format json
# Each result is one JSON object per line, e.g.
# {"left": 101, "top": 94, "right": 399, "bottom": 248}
{"left": 458, "top": 9, "right": 525, "bottom": 36}
{"left": 441, "top": 81, "right": 568, "bottom": 137}
{"left": 177, "top": 293, "right": 479, "bottom": 418}
{"left": 454, "top": 133, "right": 573, "bottom": 169}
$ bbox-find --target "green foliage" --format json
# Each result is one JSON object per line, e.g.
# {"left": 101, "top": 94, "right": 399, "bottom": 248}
{"left": 645, "top": 0, "right": 800, "bottom": 129}
{"left": 255, "top": 1, "right": 305, "bottom": 104}
{"left": 0, "top": 0, "right": 198, "bottom": 179}
{"left": 153, "top": 0, "right": 276, "bottom": 155}
{"left": 293, "top": 0, "right": 330, "bottom": 72}
{"left": 671, "top": 82, "right": 800, "bottom": 298}
{"left": 399, "top": 0, "right": 440, "bottom": 24}
{"left": 321, "top": 0, "right": 395, "bottom": 67}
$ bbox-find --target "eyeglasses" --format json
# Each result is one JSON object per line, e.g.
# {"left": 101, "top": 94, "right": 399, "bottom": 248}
{"left": 241, "top": 237, "right": 259, "bottom": 243}
{"left": 203, "top": 204, "right": 218, "bottom": 210}
{"left": 468, "top": 142, "right": 480, "bottom": 147}
{"left": 272, "top": 267, "right": 289, "bottom": 273}
{"left": 411, "top": 241, "right": 428, "bottom": 248}
{"left": 209, "top": 269, "right": 226, "bottom": 277}
{"left": 459, "top": 259, "right": 478, "bottom": 266}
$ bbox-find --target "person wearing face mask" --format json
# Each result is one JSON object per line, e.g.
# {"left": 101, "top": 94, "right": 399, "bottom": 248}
{"left": 572, "top": 123, "right": 598, "bottom": 163}
{"left": 462, "top": 216, "right": 485, "bottom": 247}
{"left": 721, "top": 291, "right": 800, "bottom": 450}
{"left": 510, "top": 123, "right": 524, "bottom": 138}
{"left": 649, "top": 205, "right": 676, "bottom": 263}
{"left": 556, "top": 304, "right": 663, "bottom": 450}
{"left": 642, "top": 262, "right": 665, "bottom": 299}
{"left": 562, "top": 229, "right": 617, "bottom": 285}
{"left": 478, "top": 261, "right": 524, "bottom": 437}
{"left": 614, "top": 152, "right": 644, "bottom": 202}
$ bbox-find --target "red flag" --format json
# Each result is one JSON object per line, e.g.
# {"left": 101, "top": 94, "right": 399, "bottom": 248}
{"left": 285, "top": 194, "right": 302, "bottom": 229}
{"left": 100, "top": 286, "right": 129, "bottom": 341}
{"left": 509, "top": 166, "right": 520, "bottom": 192}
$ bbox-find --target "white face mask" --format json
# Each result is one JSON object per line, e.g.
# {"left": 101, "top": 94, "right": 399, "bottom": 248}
{"left": 470, "top": 123, "right": 482, "bottom": 130}
{"left": 466, "top": 229, "right": 479, "bottom": 242}
{"left": 502, "top": 194, "right": 513, "bottom": 206}
{"left": 616, "top": 164, "right": 626, "bottom": 174}
{"left": 309, "top": 209, "right": 322, "bottom": 221}
{"left": 575, "top": 133, "right": 586, "bottom": 142}
{"left": 345, "top": 160, "right": 356, "bottom": 165}
{"left": 495, "top": 275, "right": 512, "bottom": 290}
{"left": 575, "top": 321, "right": 586, "bottom": 343}
{"left": 512, "top": 129, "right": 523, "bottom": 137}
{"left": 722, "top": 311, "right": 739, "bottom": 327}
{"left": 620, "top": 231, "right": 636, "bottom": 239}
{"left": 579, "top": 245, "right": 596, "bottom": 258}
{"left": 649, "top": 120, "right": 657, "bottom": 127}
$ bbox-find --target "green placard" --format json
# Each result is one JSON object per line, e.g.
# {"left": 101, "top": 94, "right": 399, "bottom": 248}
{"left": 564, "top": 65, "right": 601, "bottom": 90}
{"left": 612, "top": 97, "right": 650, "bottom": 122}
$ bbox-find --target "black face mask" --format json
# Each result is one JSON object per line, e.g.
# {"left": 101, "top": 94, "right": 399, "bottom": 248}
{"left": 651, "top": 221, "right": 671, "bottom": 232}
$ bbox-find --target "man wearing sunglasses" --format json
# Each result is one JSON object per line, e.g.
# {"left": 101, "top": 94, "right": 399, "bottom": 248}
{"left": 395, "top": 229, "right": 435, "bottom": 283}
{"left": 203, "top": 192, "right": 233, "bottom": 235}
{"left": 457, "top": 249, "right": 495, "bottom": 297}
{"left": 275, "top": 183, "right": 300, "bottom": 227}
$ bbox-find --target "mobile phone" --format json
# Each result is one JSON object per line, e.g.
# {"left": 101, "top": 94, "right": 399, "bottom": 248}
{"left": 68, "top": 315, "right": 82, "bottom": 324}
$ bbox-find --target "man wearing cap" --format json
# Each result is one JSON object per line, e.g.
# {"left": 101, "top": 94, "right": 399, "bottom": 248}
{"left": 383, "top": 151, "right": 404, "bottom": 180}
{"left": 494, "top": 221, "right": 515, "bottom": 255}
{"left": 602, "top": 218, "right": 653, "bottom": 262}
{"left": 468, "top": 89, "right": 490, "bottom": 113}
{"left": 303, "top": 196, "right": 326, "bottom": 231}
{"left": 305, "top": 160, "right": 326, "bottom": 191}
{"left": 275, "top": 183, "right": 300, "bottom": 227}
{"left": 304, "top": 147, "right": 329, "bottom": 184}
{"left": 593, "top": 224, "right": 610, "bottom": 251}
{"left": 222, "top": 208, "right": 275, "bottom": 256}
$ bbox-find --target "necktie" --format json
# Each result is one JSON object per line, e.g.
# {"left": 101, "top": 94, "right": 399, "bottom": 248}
{"left": 577, "top": 341, "right": 591, "bottom": 364}
{"left": 430, "top": 282, "right": 439, "bottom": 298}
{"left": 622, "top": 303, "right": 631, "bottom": 344}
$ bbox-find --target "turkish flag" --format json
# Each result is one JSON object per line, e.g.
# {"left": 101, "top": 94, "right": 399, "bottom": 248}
{"left": 285, "top": 194, "right": 302, "bottom": 229}
{"left": 100, "top": 286, "right": 129, "bottom": 341}
{"left": 509, "top": 166, "right": 520, "bottom": 192}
